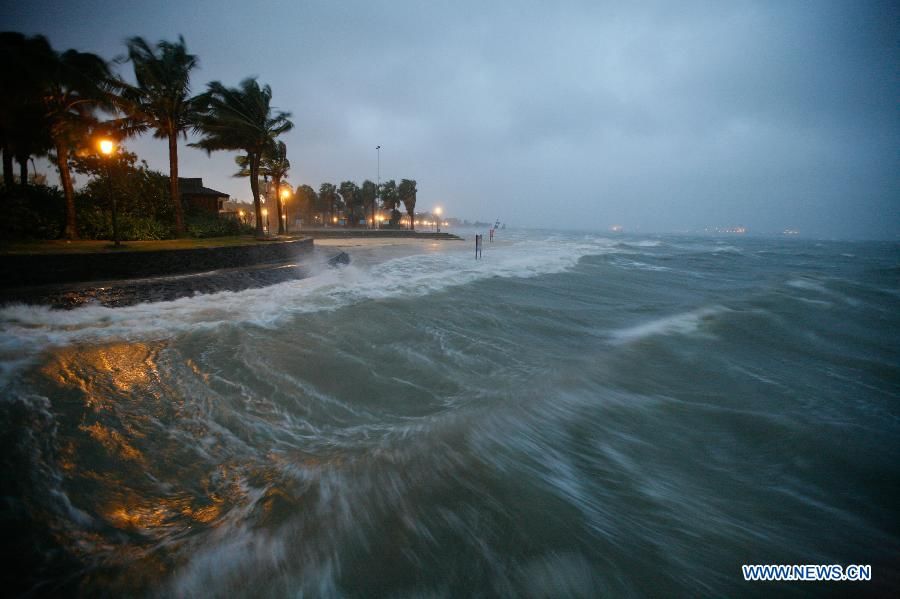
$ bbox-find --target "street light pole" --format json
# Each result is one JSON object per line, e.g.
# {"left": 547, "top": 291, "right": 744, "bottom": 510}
{"left": 280, "top": 186, "right": 291, "bottom": 234}
{"left": 99, "top": 139, "right": 120, "bottom": 247}
{"left": 263, "top": 174, "right": 270, "bottom": 235}
{"left": 376, "top": 145, "right": 381, "bottom": 229}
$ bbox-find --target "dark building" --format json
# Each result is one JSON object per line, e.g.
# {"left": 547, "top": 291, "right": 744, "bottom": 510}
{"left": 179, "top": 178, "right": 229, "bottom": 216}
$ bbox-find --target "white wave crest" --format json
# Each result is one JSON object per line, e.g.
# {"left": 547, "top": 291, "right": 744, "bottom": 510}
{"left": 610, "top": 306, "right": 728, "bottom": 344}
{"left": 0, "top": 234, "right": 616, "bottom": 384}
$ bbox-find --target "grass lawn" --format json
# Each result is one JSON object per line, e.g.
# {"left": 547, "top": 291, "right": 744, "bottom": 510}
{"left": 0, "top": 236, "right": 307, "bottom": 255}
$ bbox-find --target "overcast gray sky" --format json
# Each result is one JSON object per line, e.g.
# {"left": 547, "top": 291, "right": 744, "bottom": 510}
{"left": 7, "top": 0, "right": 899, "bottom": 238}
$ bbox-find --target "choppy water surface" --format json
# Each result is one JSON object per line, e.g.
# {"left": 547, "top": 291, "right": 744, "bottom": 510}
{"left": 2, "top": 230, "right": 898, "bottom": 596}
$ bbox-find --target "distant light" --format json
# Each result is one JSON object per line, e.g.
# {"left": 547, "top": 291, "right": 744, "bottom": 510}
{"left": 99, "top": 139, "right": 114, "bottom": 155}
{"left": 434, "top": 206, "right": 442, "bottom": 216}
{"left": 280, "top": 187, "right": 291, "bottom": 199}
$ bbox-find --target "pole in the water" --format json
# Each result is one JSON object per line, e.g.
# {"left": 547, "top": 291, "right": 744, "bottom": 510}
{"left": 475, "top": 234, "right": 483, "bottom": 259}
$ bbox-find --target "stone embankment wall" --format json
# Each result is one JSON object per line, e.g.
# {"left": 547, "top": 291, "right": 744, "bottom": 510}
{"left": 0, "top": 238, "right": 313, "bottom": 288}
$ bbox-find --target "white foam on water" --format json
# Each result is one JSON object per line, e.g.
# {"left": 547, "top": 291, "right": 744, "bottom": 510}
{"left": 0, "top": 234, "right": 617, "bottom": 385}
{"left": 613, "top": 259, "right": 671, "bottom": 272}
{"left": 621, "top": 240, "right": 662, "bottom": 248}
{"left": 787, "top": 277, "right": 827, "bottom": 293}
{"left": 610, "top": 306, "right": 728, "bottom": 344}
{"left": 786, "top": 277, "right": 861, "bottom": 306}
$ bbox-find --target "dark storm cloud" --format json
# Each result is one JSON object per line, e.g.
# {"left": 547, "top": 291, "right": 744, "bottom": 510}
{"left": 7, "top": 0, "right": 899, "bottom": 237}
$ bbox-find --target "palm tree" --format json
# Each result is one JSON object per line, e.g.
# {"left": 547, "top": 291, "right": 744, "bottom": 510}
{"left": 38, "top": 41, "right": 114, "bottom": 239}
{"left": 235, "top": 140, "right": 290, "bottom": 233}
{"left": 360, "top": 179, "right": 377, "bottom": 228}
{"left": 399, "top": 178, "right": 417, "bottom": 230}
{"left": 380, "top": 179, "right": 400, "bottom": 225}
{"left": 0, "top": 33, "right": 56, "bottom": 189}
{"left": 191, "top": 78, "right": 293, "bottom": 237}
{"left": 319, "top": 182, "right": 338, "bottom": 225}
{"left": 0, "top": 32, "right": 38, "bottom": 187}
{"left": 121, "top": 36, "right": 203, "bottom": 236}
{"left": 7, "top": 104, "right": 51, "bottom": 187}
{"left": 264, "top": 141, "right": 290, "bottom": 234}
{"left": 295, "top": 184, "right": 318, "bottom": 224}
{"left": 339, "top": 181, "right": 361, "bottom": 227}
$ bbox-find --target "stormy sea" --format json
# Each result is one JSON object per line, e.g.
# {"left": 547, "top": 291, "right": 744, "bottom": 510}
{"left": 1, "top": 230, "right": 898, "bottom": 596}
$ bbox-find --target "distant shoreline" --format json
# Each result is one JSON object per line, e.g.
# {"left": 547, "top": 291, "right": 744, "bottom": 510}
{"left": 298, "top": 229, "right": 462, "bottom": 240}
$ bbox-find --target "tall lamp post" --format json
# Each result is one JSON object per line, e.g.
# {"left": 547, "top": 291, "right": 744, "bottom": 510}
{"left": 280, "top": 186, "right": 291, "bottom": 234}
{"left": 376, "top": 145, "right": 380, "bottom": 230}
{"left": 99, "top": 139, "right": 120, "bottom": 247}
{"left": 434, "top": 206, "right": 442, "bottom": 233}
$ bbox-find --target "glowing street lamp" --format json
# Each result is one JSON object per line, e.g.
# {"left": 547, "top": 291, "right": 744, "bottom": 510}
{"left": 279, "top": 186, "right": 291, "bottom": 233}
{"left": 262, "top": 208, "right": 269, "bottom": 234}
{"left": 98, "top": 138, "right": 121, "bottom": 247}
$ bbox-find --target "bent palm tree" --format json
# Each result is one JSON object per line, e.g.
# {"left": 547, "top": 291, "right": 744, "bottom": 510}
{"left": 40, "top": 42, "right": 113, "bottom": 239}
{"left": 121, "top": 36, "right": 203, "bottom": 236}
{"left": 191, "top": 78, "right": 292, "bottom": 237}
{"left": 236, "top": 140, "right": 290, "bottom": 233}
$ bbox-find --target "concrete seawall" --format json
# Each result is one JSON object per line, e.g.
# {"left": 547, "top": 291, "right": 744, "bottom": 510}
{"left": 0, "top": 237, "right": 314, "bottom": 288}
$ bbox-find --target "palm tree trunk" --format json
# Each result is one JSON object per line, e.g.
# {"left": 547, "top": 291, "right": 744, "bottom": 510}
{"left": 2, "top": 145, "right": 13, "bottom": 188}
{"left": 408, "top": 208, "right": 415, "bottom": 230}
{"left": 18, "top": 157, "right": 28, "bottom": 186}
{"left": 56, "top": 139, "right": 78, "bottom": 240}
{"left": 273, "top": 175, "right": 284, "bottom": 234}
{"left": 250, "top": 154, "right": 264, "bottom": 237}
{"left": 168, "top": 133, "right": 186, "bottom": 237}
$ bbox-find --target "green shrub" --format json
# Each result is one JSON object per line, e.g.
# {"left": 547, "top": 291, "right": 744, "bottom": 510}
{"left": 186, "top": 213, "right": 253, "bottom": 238}
{"left": 0, "top": 185, "right": 65, "bottom": 239}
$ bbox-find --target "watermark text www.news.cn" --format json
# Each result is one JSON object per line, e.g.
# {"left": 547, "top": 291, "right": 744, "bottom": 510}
{"left": 742, "top": 564, "right": 871, "bottom": 582}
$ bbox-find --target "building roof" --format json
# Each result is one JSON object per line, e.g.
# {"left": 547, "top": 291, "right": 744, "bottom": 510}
{"left": 179, "top": 178, "right": 229, "bottom": 198}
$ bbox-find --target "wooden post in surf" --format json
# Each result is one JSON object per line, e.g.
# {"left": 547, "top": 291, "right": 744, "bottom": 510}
{"left": 475, "top": 234, "right": 483, "bottom": 259}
